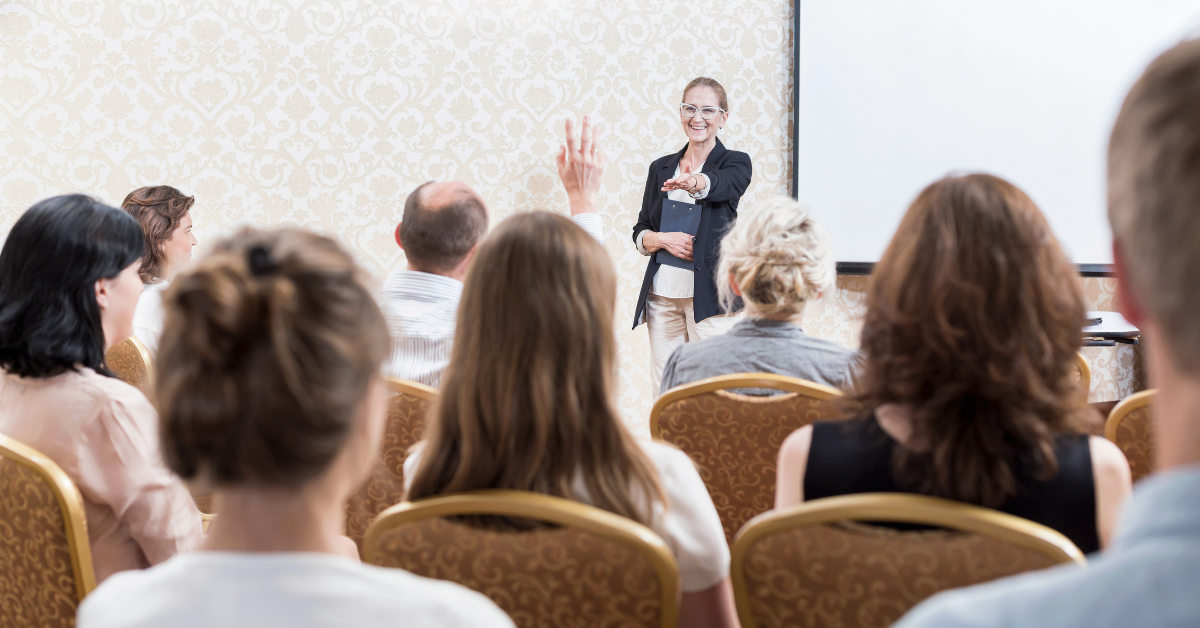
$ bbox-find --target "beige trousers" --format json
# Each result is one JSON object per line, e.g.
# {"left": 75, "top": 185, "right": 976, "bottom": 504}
{"left": 645, "top": 294, "right": 740, "bottom": 392}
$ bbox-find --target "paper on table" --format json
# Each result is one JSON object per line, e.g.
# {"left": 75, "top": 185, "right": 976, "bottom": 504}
{"left": 1083, "top": 310, "right": 1139, "bottom": 338}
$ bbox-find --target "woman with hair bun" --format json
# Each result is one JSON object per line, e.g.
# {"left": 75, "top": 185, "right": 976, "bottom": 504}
{"left": 0, "top": 195, "right": 202, "bottom": 583}
{"left": 77, "top": 227, "right": 513, "bottom": 628}
{"left": 659, "top": 195, "right": 856, "bottom": 394}
{"left": 122, "top": 185, "right": 198, "bottom": 354}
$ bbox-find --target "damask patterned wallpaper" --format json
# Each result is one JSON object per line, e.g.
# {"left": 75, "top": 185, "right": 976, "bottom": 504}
{"left": 0, "top": 0, "right": 793, "bottom": 434}
{"left": 0, "top": 1, "right": 1139, "bottom": 434}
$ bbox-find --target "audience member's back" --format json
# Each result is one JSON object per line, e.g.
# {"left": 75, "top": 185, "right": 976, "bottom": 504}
{"left": 76, "top": 227, "right": 512, "bottom": 628}
{"left": 894, "top": 37, "right": 1200, "bottom": 628}
{"left": 380, "top": 181, "right": 488, "bottom": 387}
{"left": 0, "top": 195, "right": 201, "bottom": 583}
{"left": 405, "top": 212, "right": 739, "bottom": 628}
{"left": 775, "top": 174, "right": 1132, "bottom": 555}
{"left": 659, "top": 195, "right": 856, "bottom": 395}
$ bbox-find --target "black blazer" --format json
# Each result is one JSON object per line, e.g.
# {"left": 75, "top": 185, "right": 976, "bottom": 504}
{"left": 630, "top": 137, "right": 752, "bottom": 328}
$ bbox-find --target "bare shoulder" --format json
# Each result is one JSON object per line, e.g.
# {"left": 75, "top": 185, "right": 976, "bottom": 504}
{"left": 779, "top": 424, "right": 814, "bottom": 464}
{"left": 1088, "top": 435, "right": 1132, "bottom": 483}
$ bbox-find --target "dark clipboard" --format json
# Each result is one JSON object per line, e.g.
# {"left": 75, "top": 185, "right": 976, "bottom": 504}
{"left": 655, "top": 199, "right": 702, "bottom": 270}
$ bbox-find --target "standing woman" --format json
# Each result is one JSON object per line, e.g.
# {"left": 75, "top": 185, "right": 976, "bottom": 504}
{"left": 122, "top": 185, "right": 198, "bottom": 354}
{"left": 631, "top": 77, "right": 752, "bottom": 390}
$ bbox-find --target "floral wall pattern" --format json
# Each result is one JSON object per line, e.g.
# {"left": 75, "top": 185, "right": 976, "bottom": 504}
{"left": 0, "top": 1, "right": 1139, "bottom": 434}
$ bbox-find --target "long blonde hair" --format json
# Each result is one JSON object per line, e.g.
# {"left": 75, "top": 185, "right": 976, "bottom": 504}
{"left": 406, "top": 212, "right": 666, "bottom": 524}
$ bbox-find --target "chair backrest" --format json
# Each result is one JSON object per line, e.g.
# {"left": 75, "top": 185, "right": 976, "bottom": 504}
{"left": 0, "top": 433, "right": 96, "bottom": 628}
{"left": 731, "top": 493, "right": 1085, "bottom": 628}
{"left": 1074, "top": 352, "right": 1091, "bottom": 404}
{"left": 105, "top": 336, "right": 153, "bottom": 396}
{"left": 364, "top": 490, "right": 681, "bottom": 628}
{"left": 344, "top": 377, "right": 437, "bottom": 553}
{"left": 651, "top": 373, "right": 845, "bottom": 544}
{"left": 1105, "top": 389, "right": 1156, "bottom": 483}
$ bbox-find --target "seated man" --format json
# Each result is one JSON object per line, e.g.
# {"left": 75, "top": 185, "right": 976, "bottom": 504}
{"left": 895, "top": 38, "right": 1200, "bottom": 628}
{"left": 382, "top": 116, "right": 605, "bottom": 386}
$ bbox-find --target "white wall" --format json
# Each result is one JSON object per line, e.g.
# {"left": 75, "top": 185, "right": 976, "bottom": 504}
{"left": 797, "top": 0, "right": 1200, "bottom": 264}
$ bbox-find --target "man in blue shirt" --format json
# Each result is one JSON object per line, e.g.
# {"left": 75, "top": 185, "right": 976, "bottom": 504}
{"left": 897, "top": 37, "right": 1200, "bottom": 628}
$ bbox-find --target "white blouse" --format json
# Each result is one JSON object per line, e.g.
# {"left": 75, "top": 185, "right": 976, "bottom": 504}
{"left": 404, "top": 438, "right": 730, "bottom": 593}
{"left": 132, "top": 281, "right": 169, "bottom": 355}
{"left": 76, "top": 552, "right": 515, "bottom": 628}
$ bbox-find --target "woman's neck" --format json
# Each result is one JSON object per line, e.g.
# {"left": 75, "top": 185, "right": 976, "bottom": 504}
{"left": 203, "top": 483, "right": 347, "bottom": 555}
{"left": 683, "top": 137, "right": 716, "bottom": 171}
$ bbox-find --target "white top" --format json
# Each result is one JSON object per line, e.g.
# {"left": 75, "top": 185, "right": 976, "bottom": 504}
{"left": 380, "top": 270, "right": 462, "bottom": 388}
{"left": 405, "top": 438, "right": 729, "bottom": 592}
{"left": 636, "top": 165, "right": 708, "bottom": 299}
{"left": 132, "top": 281, "right": 169, "bottom": 355}
{"left": 76, "top": 551, "right": 516, "bottom": 628}
{"left": 380, "top": 214, "right": 604, "bottom": 388}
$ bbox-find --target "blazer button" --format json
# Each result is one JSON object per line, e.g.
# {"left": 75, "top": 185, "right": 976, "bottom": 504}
{"left": 694, "top": 262, "right": 701, "bottom": 271}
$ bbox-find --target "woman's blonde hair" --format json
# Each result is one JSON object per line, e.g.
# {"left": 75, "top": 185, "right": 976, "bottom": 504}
{"left": 406, "top": 212, "right": 666, "bottom": 525}
{"left": 716, "top": 196, "right": 834, "bottom": 317}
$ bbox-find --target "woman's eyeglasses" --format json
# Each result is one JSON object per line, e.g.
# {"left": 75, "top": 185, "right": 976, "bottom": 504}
{"left": 680, "top": 103, "right": 725, "bottom": 120}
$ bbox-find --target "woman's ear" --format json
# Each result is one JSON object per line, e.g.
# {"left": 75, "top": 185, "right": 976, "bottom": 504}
{"left": 94, "top": 277, "right": 111, "bottom": 313}
{"left": 728, "top": 273, "right": 743, "bottom": 296}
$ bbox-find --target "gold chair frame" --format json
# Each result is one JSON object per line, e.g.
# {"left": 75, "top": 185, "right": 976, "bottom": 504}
{"left": 364, "top": 490, "right": 681, "bottom": 628}
{"left": 1104, "top": 389, "right": 1155, "bottom": 442}
{"left": 649, "top": 372, "right": 843, "bottom": 439}
{"left": 731, "top": 493, "right": 1085, "bottom": 628}
{"left": 105, "top": 335, "right": 153, "bottom": 391}
{"left": 1104, "top": 389, "right": 1156, "bottom": 481}
{"left": 1075, "top": 352, "right": 1091, "bottom": 404}
{"left": 386, "top": 375, "right": 438, "bottom": 402}
{"left": 0, "top": 433, "right": 97, "bottom": 601}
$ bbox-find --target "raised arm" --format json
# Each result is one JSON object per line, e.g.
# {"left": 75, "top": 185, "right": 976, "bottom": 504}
{"left": 699, "top": 150, "right": 752, "bottom": 205}
{"left": 556, "top": 115, "right": 607, "bottom": 243}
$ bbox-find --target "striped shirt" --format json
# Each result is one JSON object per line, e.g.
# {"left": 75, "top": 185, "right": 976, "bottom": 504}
{"left": 380, "top": 213, "right": 604, "bottom": 388}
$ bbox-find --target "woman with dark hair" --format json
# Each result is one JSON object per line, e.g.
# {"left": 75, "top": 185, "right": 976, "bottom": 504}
{"left": 0, "top": 195, "right": 202, "bottom": 582}
{"left": 122, "top": 185, "right": 198, "bottom": 354}
{"left": 775, "top": 174, "right": 1131, "bottom": 553}
{"left": 406, "top": 212, "right": 737, "bottom": 628}
{"left": 77, "top": 227, "right": 513, "bottom": 627}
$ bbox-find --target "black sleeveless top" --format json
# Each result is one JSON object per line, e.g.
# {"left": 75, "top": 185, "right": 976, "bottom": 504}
{"left": 804, "top": 416, "right": 1100, "bottom": 554}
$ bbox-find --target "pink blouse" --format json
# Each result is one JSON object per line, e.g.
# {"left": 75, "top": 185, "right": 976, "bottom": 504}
{"left": 0, "top": 368, "right": 202, "bottom": 583}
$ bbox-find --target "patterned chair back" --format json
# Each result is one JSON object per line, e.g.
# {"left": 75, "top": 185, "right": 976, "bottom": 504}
{"left": 363, "top": 490, "right": 681, "bottom": 628}
{"left": 731, "top": 493, "right": 1085, "bottom": 628}
{"left": 344, "top": 377, "right": 437, "bottom": 554}
{"left": 105, "top": 336, "right": 153, "bottom": 396}
{"left": 1105, "top": 389, "right": 1156, "bottom": 482}
{"left": 651, "top": 373, "right": 845, "bottom": 544}
{"left": 1074, "top": 352, "right": 1091, "bottom": 404}
{"left": 0, "top": 433, "right": 96, "bottom": 628}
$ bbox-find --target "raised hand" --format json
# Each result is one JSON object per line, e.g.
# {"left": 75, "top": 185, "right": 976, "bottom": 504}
{"left": 556, "top": 115, "right": 607, "bottom": 216}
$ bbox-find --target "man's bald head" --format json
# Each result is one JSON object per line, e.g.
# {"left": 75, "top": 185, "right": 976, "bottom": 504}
{"left": 398, "top": 181, "right": 489, "bottom": 273}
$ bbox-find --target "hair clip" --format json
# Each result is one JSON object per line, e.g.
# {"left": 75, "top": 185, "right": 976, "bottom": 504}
{"left": 247, "top": 245, "right": 280, "bottom": 276}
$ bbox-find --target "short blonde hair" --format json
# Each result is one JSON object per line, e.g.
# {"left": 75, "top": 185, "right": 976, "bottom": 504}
{"left": 1109, "top": 38, "right": 1200, "bottom": 371}
{"left": 717, "top": 196, "right": 834, "bottom": 317}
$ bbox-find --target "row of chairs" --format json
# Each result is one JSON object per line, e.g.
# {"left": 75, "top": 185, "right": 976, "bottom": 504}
{"left": 0, "top": 429, "right": 1083, "bottom": 628}
{"left": 32, "top": 339, "right": 1147, "bottom": 628}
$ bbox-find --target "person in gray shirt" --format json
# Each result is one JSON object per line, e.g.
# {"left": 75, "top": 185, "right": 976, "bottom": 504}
{"left": 659, "top": 196, "right": 856, "bottom": 395}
